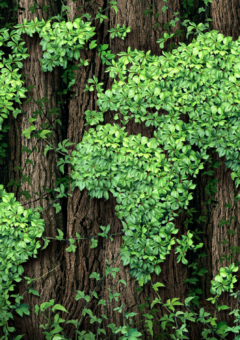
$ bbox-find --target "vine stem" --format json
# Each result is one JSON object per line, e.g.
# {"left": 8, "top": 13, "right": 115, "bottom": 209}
{"left": 75, "top": 252, "right": 121, "bottom": 340}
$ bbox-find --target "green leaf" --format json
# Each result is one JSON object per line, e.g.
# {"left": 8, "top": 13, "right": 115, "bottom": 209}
{"left": 56, "top": 228, "right": 64, "bottom": 241}
{"left": 89, "top": 40, "right": 97, "bottom": 50}
{"left": 39, "top": 129, "right": 53, "bottom": 139}
{"left": 90, "top": 238, "right": 98, "bottom": 249}
{"left": 118, "top": 279, "right": 127, "bottom": 286}
{"left": 52, "top": 304, "right": 69, "bottom": 313}
{"left": 35, "top": 305, "right": 40, "bottom": 316}
{"left": 111, "top": 6, "right": 118, "bottom": 14}
{"left": 154, "top": 265, "right": 161, "bottom": 275}
{"left": 40, "top": 299, "right": 55, "bottom": 312}
{"left": 152, "top": 282, "right": 165, "bottom": 291}
{"left": 53, "top": 203, "right": 62, "bottom": 214}
{"left": 42, "top": 238, "right": 50, "bottom": 250}
{"left": 13, "top": 335, "right": 25, "bottom": 340}
{"left": 15, "top": 303, "right": 30, "bottom": 317}
{"left": 28, "top": 289, "right": 40, "bottom": 297}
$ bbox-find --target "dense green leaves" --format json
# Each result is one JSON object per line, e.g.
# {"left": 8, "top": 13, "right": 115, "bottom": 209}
{"left": 15, "top": 17, "right": 95, "bottom": 72}
{"left": 2, "top": 23, "right": 240, "bottom": 340}
{"left": 1, "top": 0, "right": 240, "bottom": 338}
{"left": 0, "top": 185, "right": 45, "bottom": 326}
{"left": 71, "top": 123, "right": 200, "bottom": 282}
{"left": 0, "top": 28, "right": 28, "bottom": 135}
{"left": 71, "top": 29, "right": 240, "bottom": 286}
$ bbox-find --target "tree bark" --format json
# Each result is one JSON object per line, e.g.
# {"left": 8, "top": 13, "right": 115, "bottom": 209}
{"left": 189, "top": 2, "right": 240, "bottom": 339}
{"left": 3, "top": 0, "right": 240, "bottom": 339}
{"left": 5, "top": 1, "right": 67, "bottom": 339}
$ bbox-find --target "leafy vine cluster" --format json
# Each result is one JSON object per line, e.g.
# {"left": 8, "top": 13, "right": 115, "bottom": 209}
{"left": 71, "top": 29, "right": 240, "bottom": 287}
{"left": 1, "top": 0, "right": 240, "bottom": 339}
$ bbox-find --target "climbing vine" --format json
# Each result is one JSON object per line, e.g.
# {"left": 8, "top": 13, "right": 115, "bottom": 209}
{"left": 71, "top": 28, "right": 240, "bottom": 289}
{"left": 2, "top": 0, "right": 240, "bottom": 339}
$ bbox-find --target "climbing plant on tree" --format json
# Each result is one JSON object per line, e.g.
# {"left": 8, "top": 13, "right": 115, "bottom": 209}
{"left": 1, "top": 0, "right": 240, "bottom": 339}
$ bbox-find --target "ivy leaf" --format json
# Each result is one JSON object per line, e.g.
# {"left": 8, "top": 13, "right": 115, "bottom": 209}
{"left": 28, "top": 289, "right": 40, "bottom": 297}
{"left": 53, "top": 203, "right": 62, "bottom": 214}
{"left": 89, "top": 40, "right": 97, "bottom": 50}
{"left": 56, "top": 228, "right": 64, "bottom": 241}
{"left": 90, "top": 239, "right": 98, "bottom": 249}
{"left": 41, "top": 238, "right": 50, "bottom": 250}
{"left": 52, "top": 304, "right": 69, "bottom": 313}
{"left": 15, "top": 303, "right": 30, "bottom": 317}
{"left": 111, "top": 6, "right": 118, "bottom": 14}
{"left": 39, "top": 129, "right": 53, "bottom": 139}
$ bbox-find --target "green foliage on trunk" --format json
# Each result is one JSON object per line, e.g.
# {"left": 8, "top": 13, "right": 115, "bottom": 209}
{"left": 2, "top": 0, "right": 240, "bottom": 339}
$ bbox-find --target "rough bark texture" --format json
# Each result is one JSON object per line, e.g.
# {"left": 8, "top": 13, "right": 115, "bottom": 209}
{"left": 5, "top": 1, "right": 67, "bottom": 339}
{"left": 188, "top": 2, "right": 240, "bottom": 339}
{"left": 2, "top": 0, "right": 240, "bottom": 339}
{"left": 62, "top": 0, "right": 189, "bottom": 339}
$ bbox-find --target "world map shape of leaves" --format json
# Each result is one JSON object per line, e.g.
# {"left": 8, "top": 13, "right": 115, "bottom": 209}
{"left": 71, "top": 29, "right": 240, "bottom": 285}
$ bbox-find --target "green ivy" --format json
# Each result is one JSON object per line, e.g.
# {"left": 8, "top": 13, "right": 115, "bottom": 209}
{"left": 0, "top": 28, "right": 28, "bottom": 131}
{"left": 71, "top": 29, "right": 240, "bottom": 286}
{"left": 2, "top": 0, "right": 240, "bottom": 339}
{"left": 14, "top": 16, "right": 95, "bottom": 72}
{"left": 0, "top": 185, "right": 45, "bottom": 326}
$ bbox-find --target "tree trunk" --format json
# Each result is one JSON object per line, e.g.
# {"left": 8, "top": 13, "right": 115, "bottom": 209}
{"left": 3, "top": 0, "right": 240, "bottom": 339}
{"left": 188, "top": 2, "right": 240, "bottom": 339}
{"left": 5, "top": 0, "right": 68, "bottom": 338}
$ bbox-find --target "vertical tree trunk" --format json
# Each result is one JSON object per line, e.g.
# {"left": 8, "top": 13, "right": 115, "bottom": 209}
{"left": 188, "top": 2, "right": 240, "bottom": 339}
{"left": 6, "top": 1, "right": 67, "bottom": 339}
{"left": 61, "top": 0, "right": 205, "bottom": 339}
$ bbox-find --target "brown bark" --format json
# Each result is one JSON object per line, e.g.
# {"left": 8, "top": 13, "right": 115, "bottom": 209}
{"left": 188, "top": 151, "right": 240, "bottom": 340}
{"left": 5, "top": 1, "right": 67, "bottom": 339}
{"left": 3, "top": 0, "right": 240, "bottom": 339}
{"left": 188, "top": 2, "right": 240, "bottom": 339}
{"left": 63, "top": 0, "right": 189, "bottom": 339}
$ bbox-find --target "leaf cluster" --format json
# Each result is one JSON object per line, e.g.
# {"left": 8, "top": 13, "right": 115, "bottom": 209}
{"left": 14, "top": 16, "right": 95, "bottom": 72}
